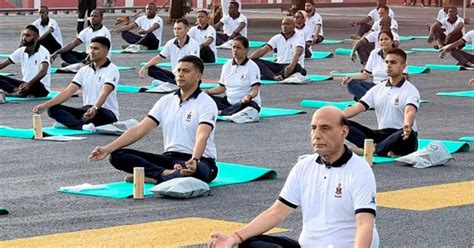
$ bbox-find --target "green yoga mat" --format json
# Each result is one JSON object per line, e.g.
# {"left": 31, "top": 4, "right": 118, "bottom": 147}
{"left": 217, "top": 107, "right": 305, "bottom": 121}
{"left": 425, "top": 64, "right": 466, "bottom": 71}
{"left": 459, "top": 137, "right": 474, "bottom": 142}
{"left": 301, "top": 99, "right": 356, "bottom": 110}
{"left": 58, "top": 162, "right": 277, "bottom": 198}
{"left": 111, "top": 48, "right": 162, "bottom": 54}
{"left": 0, "top": 207, "right": 8, "bottom": 215}
{"left": 117, "top": 84, "right": 154, "bottom": 93}
{"left": 0, "top": 72, "right": 14, "bottom": 76}
{"left": 260, "top": 75, "right": 332, "bottom": 85}
{"left": 436, "top": 90, "right": 474, "bottom": 98}
{"left": 140, "top": 57, "right": 230, "bottom": 68}
{"left": 321, "top": 39, "right": 344, "bottom": 45}
{"left": 0, "top": 126, "right": 92, "bottom": 139}
{"left": 200, "top": 83, "right": 219, "bottom": 89}
{"left": 310, "top": 51, "right": 333, "bottom": 59}
{"left": 249, "top": 41, "right": 266, "bottom": 48}
{"left": 373, "top": 139, "right": 471, "bottom": 164}
{"left": 0, "top": 54, "right": 9, "bottom": 58}
{"left": 5, "top": 91, "right": 60, "bottom": 102}
{"left": 399, "top": 36, "right": 415, "bottom": 41}
{"left": 50, "top": 66, "right": 134, "bottom": 74}
{"left": 330, "top": 66, "right": 429, "bottom": 76}
{"left": 412, "top": 35, "right": 429, "bottom": 39}
{"left": 335, "top": 48, "right": 352, "bottom": 56}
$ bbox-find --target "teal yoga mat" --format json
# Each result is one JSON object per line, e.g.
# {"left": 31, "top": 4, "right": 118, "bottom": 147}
{"left": 200, "top": 83, "right": 219, "bottom": 89}
{"left": 412, "top": 35, "right": 429, "bottom": 39}
{"left": 335, "top": 48, "right": 352, "bottom": 55}
{"left": 50, "top": 66, "right": 134, "bottom": 74}
{"left": 260, "top": 75, "right": 332, "bottom": 85}
{"left": 436, "top": 90, "right": 474, "bottom": 98}
{"left": 117, "top": 84, "right": 154, "bottom": 93}
{"left": 459, "top": 137, "right": 474, "bottom": 142}
{"left": 0, "top": 54, "right": 9, "bottom": 58}
{"left": 217, "top": 107, "right": 305, "bottom": 121}
{"left": 0, "top": 72, "right": 14, "bottom": 76}
{"left": 5, "top": 91, "right": 60, "bottom": 102}
{"left": 373, "top": 139, "right": 471, "bottom": 164}
{"left": 0, "top": 126, "right": 92, "bottom": 139}
{"left": 399, "top": 36, "right": 415, "bottom": 41}
{"left": 111, "top": 48, "right": 162, "bottom": 54}
{"left": 249, "top": 41, "right": 266, "bottom": 48}
{"left": 58, "top": 162, "right": 277, "bottom": 198}
{"left": 425, "top": 64, "right": 466, "bottom": 71}
{"left": 411, "top": 46, "right": 473, "bottom": 52}
{"left": 310, "top": 51, "right": 333, "bottom": 59}
{"left": 140, "top": 57, "right": 230, "bottom": 68}
{"left": 301, "top": 99, "right": 356, "bottom": 110}
{"left": 321, "top": 39, "right": 344, "bottom": 44}
{"left": 0, "top": 207, "right": 8, "bottom": 215}
{"left": 329, "top": 65, "right": 429, "bottom": 76}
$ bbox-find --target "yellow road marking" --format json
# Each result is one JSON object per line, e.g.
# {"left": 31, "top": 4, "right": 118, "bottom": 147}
{"left": 377, "top": 181, "right": 474, "bottom": 211}
{"left": 0, "top": 217, "right": 287, "bottom": 247}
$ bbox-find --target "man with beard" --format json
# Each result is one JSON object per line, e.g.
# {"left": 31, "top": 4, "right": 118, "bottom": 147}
{"left": 0, "top": 25, "right": 51, "bottom": 98}
{"left": 111, "top": 3, "right": 163, "bottom": 52}
{"left": 33, "top": 36, "right": 119, "bottom": 132}
{"left": 31, "top": 6, "right": 63, "bottom": 54}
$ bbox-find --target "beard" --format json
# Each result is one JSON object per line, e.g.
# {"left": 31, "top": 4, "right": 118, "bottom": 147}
{"left": 21, "top": 39, "right": 35, "bottom": 47}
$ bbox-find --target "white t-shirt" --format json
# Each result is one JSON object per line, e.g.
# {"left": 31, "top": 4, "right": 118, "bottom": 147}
{"left": 360, "top": 78, "right": 420, "bottom": 131}
{"left": 306, "top": 11, "right": 324, "bottom": 37}
{"left": 368, "top": 7, "right": 395, "bottom": 22}
{"left": 32, "top": 17, "right": 63, "bottom": 46}
{"left": 436, "top": 9, "right": 448, "bottom": 22}
{"left": 439, "top": 16, "right": 465, "bottom": 35}
{"left": 371, "top": 18, "right": 398, "bottom": 32}
{"left": 134, "top": 15, "right": 163, "bottom": 42}
{"left": 188, "top": 25, "right": 217, "bottom": 58}
{"left": 219, "top": 58, "right": 261, "bottom": 106}
{"left": 219, "top": 13, "right": 248, "bottom": 37}
{"left": 72, "top": 60, "right": 120, "bottom": 119}
{"left": 295, "top": 24, "right": 313, "bottom": 42}
{"left": 221, "top": 0, "right": 241, "bottom": 16}
{"left": 159, "top": 36, "right": 200, "bottom": 71}
{"left": 266, "top": 32, "right": 305, "bottom": 67}
{"left": 77, "top": 25, "right": 112, "bottom": 59}
{"left": 365, "top": 31, "right": 400, "bottom": 50}
{"left": 9, "top": 45, "right": 51, "bottom": 91}
{"left": 147, "top": 89, "right": 218, "bottom": 159}
{"left": 462, "top": 30, "right": 474, "bottom": 47}
{"left": 279, "top": 150, "right": 377, "bottom": 248}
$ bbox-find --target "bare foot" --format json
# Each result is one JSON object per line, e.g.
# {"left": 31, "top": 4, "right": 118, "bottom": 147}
{"left": 387, "top": 151, "right": 396, "bottom": 157}
{"left": 274, "top": 75, "right": 284, "bottom": 81}
{"left": 161, "top": 169, "right": 176, "bottom": 176}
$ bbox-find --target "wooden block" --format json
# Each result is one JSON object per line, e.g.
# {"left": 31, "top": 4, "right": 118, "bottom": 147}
{"left": 133, "top": 167, "right": 145, "bottom": 200}
{"left": 33, "top": 114, "right": 43, "bottom": 140}
{"left": 364, "top": 139, "right": 374, "bottom": 166}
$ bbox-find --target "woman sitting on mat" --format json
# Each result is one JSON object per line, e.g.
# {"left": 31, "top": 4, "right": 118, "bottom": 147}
{"left": 341, "top": 30, "right": 406, "bottom": 101}
{"left": 204, "top": 36, "right": 262, "bottom": 124}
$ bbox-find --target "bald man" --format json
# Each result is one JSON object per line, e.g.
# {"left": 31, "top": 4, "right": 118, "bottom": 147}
{"left": 249, "top": 17, "right": 307, "bottom": 83}
{"left": 209, "top": 106, "right": 378, "bottom": 248}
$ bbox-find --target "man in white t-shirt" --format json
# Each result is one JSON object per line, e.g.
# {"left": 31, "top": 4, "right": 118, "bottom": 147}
{"left": 139, "top": 18, "right": 199, "bottom": 91}
{"left": 439, "top": 30, "right": 474, "bottom": 68}
{"left": 343, "top": 48, "right": 420, "bottom": 157}
{"left": 188, "top": 10, "right": 217, "bottom": 63}
{"left": 89, "top": 55, "right": 219, "bottom": 185}
{"left": 52, "top": 9, "right": 111, "bottom": 66}
{"left": 350, "top": 0, "right": 395, "bottom": 39}
{"left": 214, "top": 1, "right": 247, "bottom": 46}
{"left": 32, "top": 6, "right": 63, "bottom": 54}
{"left": 0, "top": 25, "right": 50, "bottom": 98}
{"left": 249, "top": 17, "right": 306, "bottom": 82}
{"left": 33, "top": 37, "right": 119, "bottom": 131}
{"left": 209, "top": 106, "right": 378, "bottom": 248}
{"left": 428, "top": 6, "right": 465, "bottom": 49}
{"left": 111, "top": 3, "right": 163, "bottom": 52}
{"left": 304, "top": 0, "right": 325, "bottom": 47}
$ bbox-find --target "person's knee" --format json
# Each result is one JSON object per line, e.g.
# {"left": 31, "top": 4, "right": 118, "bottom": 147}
{"left": 109, "top": 149, "right": 128, "bottom": 169}
{"left": 47, "top": 105, "right": 61, "bottom": 118}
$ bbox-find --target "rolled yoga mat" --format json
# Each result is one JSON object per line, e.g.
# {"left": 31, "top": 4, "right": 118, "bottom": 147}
{"left": 436, "top": 90, "right": 474, "bottom": 98}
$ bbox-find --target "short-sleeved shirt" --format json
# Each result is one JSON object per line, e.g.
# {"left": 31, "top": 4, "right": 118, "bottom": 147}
{"left": 371, "top": 18, "right": 398, "bottom": 32}
{"left": 266, "top": 32, "right": 306, "bottom": 67}
{"left": 436, "top": 9, "right": 448, "bottom": 22}
{"left": 134, "top": 15, "right": 163, "bottom": 42}
{"left": 439, "top": 17, "right": 465, "bottom": 35}
{"left": 295, "top": 24, "right": 313, "bottom": 42}
{"left": 188, "top": 25, "right": 217, "bottom": 58}
{"left": 279, "top": 147, "right": 377, "bottom": 247}
{"left": 368, "top": 7, "right": 395, "bottom": 22}
{"left": 219, "top": 58, "right": 261, "bottom": 106}
{"left": 306, "top": 11, "right": 324, "bottom": 37}
{"left": 147, "top": 88, "right": 218, "bottom": 159}
{"left": 32, "top": 17, "right": 63, "bottom": 46}
{"left": 360, "top": 78, "right": 420, "bottom": 131}
{"left": 8, "top": 45, "right": 51, "bottom": 91}
{"left": 219, "top": 13, "right": 248, "bottom": 37}
{"left": 462, "top": 30, "right": 474, "bottom": 48}
{"left": 159, "top": 35, "right": 200, "bottom": 71}
{"left": 77, "top": 25, "right": 112, "bottom": 59}
{"left": 72, "top": 59, "right": 120, "bottom": 119}
{"left": 365, "top": 30, "right": 400, "bottom": 50}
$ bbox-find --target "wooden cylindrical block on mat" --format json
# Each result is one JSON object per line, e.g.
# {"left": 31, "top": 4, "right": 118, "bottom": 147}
{"left": 364, "top": 139, "right": 374, "bottom": 166}
{"left": 33, "top": 114, "right": 43, "bottom": 140}
{"left": 133, "top": 167, "right": 145, "bottom": 200}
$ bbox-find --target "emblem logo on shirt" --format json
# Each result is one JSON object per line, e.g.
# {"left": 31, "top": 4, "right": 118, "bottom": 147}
{"left": 334, "top": 183, "right": 342, "bottom": 198}
{"left": 394, "top": 96, "right": 400, "bottom": 106}
{"left": 186, "top": 111, "right": 192, "bottom": 122}
{"left": 98, "top": 76, "right": 102, "bottom": 82}
{"left": 34, "top": 60, "right": 38, "bottom": 65}
{"left": 240, "top": 74, "right": 244, "bottom": 80}
{"left": 370, "top": 193, "right": 376, "bottom": 204}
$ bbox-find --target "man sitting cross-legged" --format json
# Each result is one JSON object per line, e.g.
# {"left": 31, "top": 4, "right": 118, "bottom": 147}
{"left": 428, "top": 6, "right": 465, "bottom": 49}
{"left": 249, "top": 17, "right": 307, "bottom": 83}
{"left": 33, "top": 36, "right": 119, "bottom": 131}
{"left": 439, "top": 30, "right": 474, "bottom": 68}
{"left": 343, "top": 48, "right": 420, "bottom": 157}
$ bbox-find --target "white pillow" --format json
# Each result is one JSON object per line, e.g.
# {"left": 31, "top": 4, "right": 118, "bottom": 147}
{"left": 150, "top": 177, "right": 210, "bottom": 199}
